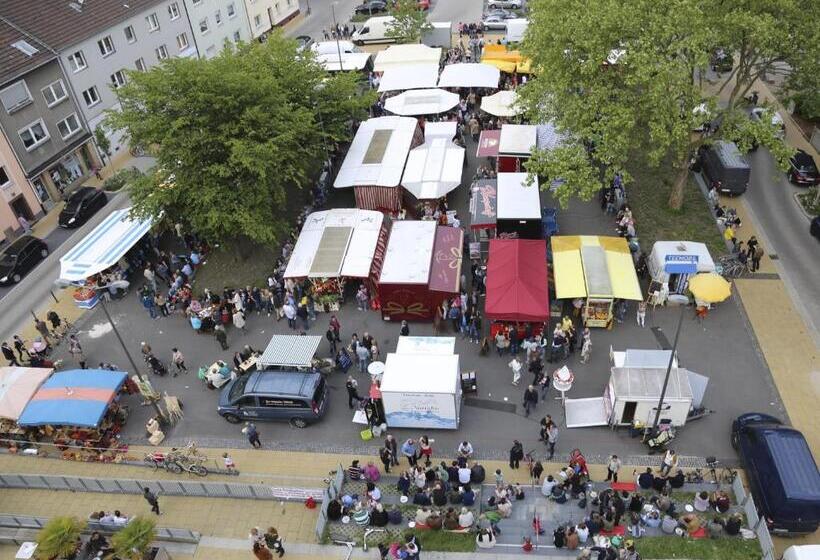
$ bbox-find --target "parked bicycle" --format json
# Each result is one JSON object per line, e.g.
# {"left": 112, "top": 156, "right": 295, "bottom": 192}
{"left": 144, "top": 451, "right": 183, "bottom": 474}
{"left": 706, "top": 457, "right": 738, "bottom": 485}
{"left": 716, "top": 255, "right": 748, "bottom": 279}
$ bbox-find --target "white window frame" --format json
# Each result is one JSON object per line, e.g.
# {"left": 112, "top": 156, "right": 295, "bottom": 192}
{"left": 0, "top": 166, "right": 11, "bottom": 188}
{"left": 98, "top": 35, "right": 116, "bottom": 57}
{"left": 254, "top": 14, "right": 262, "bottom": 28}
{"left": 0, "top": 80, "right": 33, "bottom": 113}
{"left": 18, "top": 119, "right": 50, "bottom": 151}
{"left": 176, "top": 33, "right": 189, "bottom": 50}
{"left": 41, "top": 79, "right": 68, "bottom": 108}
{"left": 215, "top": 9, "right": 222, "bottom": 25}
{"left": 81, "top": 86, "right": 101, "bottom": 108}
{"left": 146, "top": 13, "right": 160, "bottom": 32}
{"left": 156, "top": 45, "right": 169, "bottom": 61}
{"left": 227, "top": 3, "right": 237, "bottom": 18}
{"left": 168, "top": 2, "right": 181, "bottom": 20}
{"left": 68, "top": 50, "right": 87, "bottom": 73}
{"left": 124, "top": 25, "right": 137, "bottom": 43}
{"left": 110, "top": 70, "right": 127, "bottom": 89}
{"left": 199, "top": 18, "right": 210, "bottom": 34}
{"left": 135, "top": 57, "right": 147, "bottom": 71}
{"left": 56, "top": 113, "right": 82, "bottom": 140}
{"left": 233, "top": 30, "right": 241, "bottom": 41}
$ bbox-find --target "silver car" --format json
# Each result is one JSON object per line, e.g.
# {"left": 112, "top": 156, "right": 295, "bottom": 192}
{"left": 487, "top": 0, "right": 522, "bottom": 9}
{"left": 481, "top": 14, "right": 510, "bottom": 30}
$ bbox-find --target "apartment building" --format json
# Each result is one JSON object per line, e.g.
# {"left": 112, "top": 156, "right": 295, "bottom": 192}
{"left": 243, "top": 0, "right": 300, "bottom": 40}
{"left": 183, "top": 0, "right": 250, "bottom": 58}
{"left": 0, "top": 19, "right": 97, "bottom": 240}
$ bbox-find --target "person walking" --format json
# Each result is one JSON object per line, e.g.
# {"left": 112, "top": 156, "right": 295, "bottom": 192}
{"left": 233, "top": 309, "right": 246, "bottom": 333}
{"left": 171, "top": 348, "right": 187, "bottom": 376}
{"left": 34, "top": 317, "right": 52, "bottom": 346}
{"left": 636, "top": 301, "right": 647, "bottom": 328}
{"left": 325, "top": 327, "right": 337, "bottom": 355}
{"left": 546, "top": 422, "right": 559, "bottom": 460}
{"left": 243, "top": 422, "right": 262, "bottom": 448}
{"left": 522, "top": 385, "right": 539, "bottom": 417}
{"left": 12, "top": 335, "right": 27, "bottom": 361}
{"left": 509, "top": 440, "right": 524, "bottom": 469}
{"left": 356, "top": 343, "right": 370, "bottom": 374}
{"left": 508, "top": 356, "right": 522, "bottom": 386}
{"left": 214, "top": 324, "right": 229, "bottom": 350}
{"left": 17, "top": 215, "right": 31, "bottom": 234}
{"left": 660, "top": 449, "right": 678, "bottom": 476}
{"left": 2, "top": 342, "right": 19, "bottom": 366}
{"left": 379, "top": 446, "right": 394, "bottom": 473}
{"left": 346, "top": 376, "right": 362, "bottom": 409}
{"left": 329, "top": 315, "right": 342, "bottom": 341}
{"left": 580, "top": 328, "right": 592, "bottom": 364}
{"left": 605, "top": 454, "right": 622, "bottom": 482}
{"left": 385, "top": 434, "right": 400, "bottom": 466}
{"left": 283, "top": 301, "right": 297, "bottom": 329}
{"left": 143, "top": 487, "right": 160, "bottom": 515}
{"left": 400, "top": 320, "right": 410, "bottom": 336}
{"left": 68, "top": 334, "right": 86, "bottom": 369}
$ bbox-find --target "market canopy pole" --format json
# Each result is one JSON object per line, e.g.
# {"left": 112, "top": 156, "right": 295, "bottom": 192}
{"left": 651, "top": 305, "right": 685, "bottom": 432}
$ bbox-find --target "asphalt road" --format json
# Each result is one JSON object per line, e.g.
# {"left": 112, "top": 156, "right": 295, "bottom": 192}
{"left": 0, "top": 224, "right": 77, "bottom": 301}
{"left": 744, "top": 148, "right": 820, "bottom": 338}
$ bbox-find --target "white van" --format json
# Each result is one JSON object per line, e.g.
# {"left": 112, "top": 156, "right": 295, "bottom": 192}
{"left": 311, "top": 40, "right": 359, "bottom": 55}
{"left": 781, "top": 546, "right": 820, "bottom": 560}
{"left": 505, "top": 18, "right": 528, "bottom": 44}
{"left": 351, "top": 16, "right": 398, "bottom": 45}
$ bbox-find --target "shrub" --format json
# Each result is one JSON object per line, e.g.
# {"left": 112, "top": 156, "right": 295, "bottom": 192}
{"left": 35, "top": 516, "right": 85, "bottom": 559}
{"left": 103, "top": 166, "right": 143, "bottom": 192}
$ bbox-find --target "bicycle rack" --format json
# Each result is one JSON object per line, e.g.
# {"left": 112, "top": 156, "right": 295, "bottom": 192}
{"left": 363, "top": 528, "right": 385, "bottom": 552}
{"left": 333, "top": 540, "right": 354, "bottom": 560}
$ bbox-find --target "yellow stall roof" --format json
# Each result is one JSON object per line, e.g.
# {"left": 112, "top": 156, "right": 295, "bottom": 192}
{"left": 551, "top": 236, "right": 643, "bottom": 300}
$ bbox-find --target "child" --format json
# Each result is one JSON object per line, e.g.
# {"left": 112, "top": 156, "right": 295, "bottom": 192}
{"left": 223, "top": 452, "right": 236, "bottom": 471}
{"left": 494, "top": 468, "right": 504, "bottom": 487}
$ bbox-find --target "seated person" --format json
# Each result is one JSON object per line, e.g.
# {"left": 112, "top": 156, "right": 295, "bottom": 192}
{"left": 551, "top": 483, "right": 568, "bottom": 504}
{"left": 460, "top": 484, "right": 475, "bottom": 507}
{"left": 412, "top": 489, "right": 431, "bottom": 506}
{"left": 641, "top": 509, "right": 662, "bottom": 528}
{"left": 637, "top": 468, "right": 654, "bottom": 490}
{"left": 397, "top": 472, "right": 411, "bottom": 495}
{"left": 576, "top": 522, "right": 590, "bottom": 543}
{"left": 627, "top": 512, "right": 645, "bottom": 538}
{"left": 669, "top": 469, "right": 685, "bottom": 489}
{"left": 470, "top": 461, "right": 486, "bottom": 484}
{"left": 415, "top": 508, "right": 431, "bottom": 525}
{"left": 511, "top": 483, "right": 525, "bottom": 500}
{"left": 654, "top": 491, "right": 674, "bottom": 515}
{"left": 707, "top": 516, "right": 724, "bottom": 539}
{"left": 432, "top": 483, "right": 447, "bottom": 507}
{"left": 387, "top": 505, "right": 402, "bottom": 525}
{"left": 542, "top": 475, "right": 558, "bottom": 497}
{"left": 694, "top": 491, "right": 710, "bottom": 512}
{"left": 476, "top": 528, "right": 496, "bottom": 549}
{"left": 458, "top": 507, "right": 475, "bottom": 528}
{"left": 602, "top": 512, "right": 616, "bottom": 532}
{"left": 426, "top": 510, "right": 443, "bottom": 530}
{"left": 99, "top": 511, "right": 116, "bottom": 525}
{"left": 680, "top": 513, "right": 703, "bottom": 535}
{"left": 724, "top": 512, "right": 742, "bottom": 536}
{"left": 496, "top": 498, "right": 512, "bottom": 518}
{"left": 586, "top": 512, "right": 602, "bottom": 535}
{"left": 628, "top": 493, "right": 645, "bottom": 513}
{"left": 112, "top": 511, "right": 128, "bottom": 526}
{"left": 89, "top": 510, "right": 106, "bottom": 521}
{"left": 84, "top": 532, "right": 108, "bottom": 556}
{"left": 661, "top": 514, "right": 678, "bottom": 534}
{"left": 443, "top": 508, "right": 459, "bottom": 530}
{"left": 326, "top": 498, "right": 343, "bottom": 521}
{"left": 366, "top": 481, "right": 381, "bottom": 502}
{"left": 652, "top": 474, "right": 668, "bottom": 493}
{"left": 565, "top": 526, "right": 579, "bottom": 550}
{"left": 347, "top": 460, "right": 362, "bottom": 481}
{"left": 352, "top": 503, "right": 370, "bottom": 526}
{"left": 370, "top": 503, "right": 388, "bottom": 527}
{"left": 447, "top": 487, "right": 463, "bottom": 504}
{"left": 362, "top": 461, "right": 380, "bottom": 482}
{"left": 710, "top": 490, "right": 731, "bottom": 513}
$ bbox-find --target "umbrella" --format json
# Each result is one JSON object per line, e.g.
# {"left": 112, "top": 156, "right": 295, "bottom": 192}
{"left": 384, "top": 89, "right": 460, "bottom": 116}
{"left": 480, "top": 90, "right": 522, "bottom": 117}
{"left": 687, "top": 272, "right": 731, "bottom": 303}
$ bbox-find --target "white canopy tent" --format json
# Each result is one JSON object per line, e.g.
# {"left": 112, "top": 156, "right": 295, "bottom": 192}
{"left": 437, "top": 63, "right": 500, "bottom": 89}
{"left": 58, "top": 208, "right": 153, "bottom": 284}
{"left": 395, "top": 336, "right": 456, "bottom": 355}
{"left": 334, "top": 116, "right": 418, "bottom": 189}
{"left": 402, "top": 122, "right": 465, "bottom": 200}
{"left": 497, "top": 172, "right": 541, "bottom": 220}
{"left": 384, "top": 89, "right": 459, "bottom": 116}
{"left": 317, "top": 52, "right": 372, "bottom": 72}
{"left": 378, "top": 64, "right": 440, "bottom": 92}
{"left": 374, "top": 44, "right": 442, "bottom": 72}
{"left": 481, "top": 90, "right": 522, "bottom": 117}
{"left": 379, "top": 220, "right": 437, "bottom": 284}
{"left": 499, "top": 124, "right": 538, "bottom": 156}
{"left": 284, "top": 209, "right": 384, "bottom": 278}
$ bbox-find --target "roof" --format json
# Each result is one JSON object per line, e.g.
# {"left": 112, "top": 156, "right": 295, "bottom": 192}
{"left": 378, "top": 63, "right": 440, "bottom": 92}
{"left": 373, "top": 44, "right": 442, "bottom": 72}
{"left": 499, "top": 124, "right": 537, "bottom": 155}
{"left": 334, "top": 117, "right": 418, "bottom": 189}
{"left": 713, "top": 141, "right": 750, "bottom": 169}
{"left": 249, "top": 371, "right": 321, "bottom": 398}
{"left": 0, "top": 18, "right": 54, "bottom": 85}
{"left": 428, "top": 226, "right": 462, "bottom": 293}
{"left": 0, "top": 0, "right": 164, "bottom": 52}
{"left": 551, "top": 235, "right": 643, "bottom": 300}
{"left": 763, "top": 429, "right": 820, "bottom": 502}
{"left": 485, "top": 238, "right": 549, "bottom": 322}
{"left": 58, "top": 208, "right": 152, "bottom": 283}
{"left": 380, "top": 353, "right": 459, "bottom": 394}
{"left": 536, "top": 122, "right": 566, "bottom": 152}
{"left": 649, "top": 241, "right": 716, "bottom": 273}
{"left": 17, "top": 369, "right": 127, "bottom": 427}
{"left": 395, "top": 336, "right": 456, "bottom": 355}
{"left": 316, "top": 52, "right": 372, "bottom": 72}
{"left": 0, "top": 366, "right": 52, "bottom": 421}
{"left": 402, "top": 134, "right": 465, "bottom": 200}
{"left": 610, "top": 367, "right": 693, "bottom": 401}
{"left": 384, "top": 88, "right": 459, "bottom": 116}
{"left": 311, "top": 40, "right": 357, "bottom": 55}
{"left": 258, "top": 335, "right": 322, "bottom": 368}
{"left": 497, "top": 172, "right": 541, "bottom": 219}
{"left": 437, "top": 63, "right": 500, "bottom": 89}
{"left": 379, "top": 220, "right": 437, "bottom": 284}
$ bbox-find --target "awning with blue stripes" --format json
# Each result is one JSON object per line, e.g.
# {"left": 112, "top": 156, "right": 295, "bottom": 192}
{"left": 59, "top": 208, "right": 152, "bottom": 283}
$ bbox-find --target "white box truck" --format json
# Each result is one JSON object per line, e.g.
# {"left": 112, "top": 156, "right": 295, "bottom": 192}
{"left": 351, "top": 16, "right": 398, "bottom": 45}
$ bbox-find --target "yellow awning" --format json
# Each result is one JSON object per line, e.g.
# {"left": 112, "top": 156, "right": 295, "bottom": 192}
{"left": 516, "top": 59, "right": 532, "bottom": 74}
{"left": 552, "top": 250, "right": 587, "bottom": 300}
{"left": 606, "top": 250, "right": 643, "bottom": 300}
{"left": 481, "top": 59, "right": 517, "bottom": 73}
{"left": 550, "top": 235, "right": 642, "bottom": 300}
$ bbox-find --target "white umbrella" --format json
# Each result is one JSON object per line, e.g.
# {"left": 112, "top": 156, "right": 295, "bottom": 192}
{"left": 480, "top": 90, "right": 522, "bottom": 117}
{"left": 384, "top": 89, "right": 460, "bottom": 116}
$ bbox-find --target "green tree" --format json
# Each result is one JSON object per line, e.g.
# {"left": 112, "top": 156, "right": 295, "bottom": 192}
{"left": 386, "top": 0, "right": 433, "bottom": 44}
{"left": 104, "top": 34, "right": 373, "bottom": 244}
{"left": 35, "top": 516, "right": 85, "bottom": 559}
{"left": 110, "top": 516, "right": 156, "bottom": 559}
{"left": 520, "top": 0, "right": 815, "bottom": 209}
{"left": 94, "top": 125, "right": 111, "bottom": 162}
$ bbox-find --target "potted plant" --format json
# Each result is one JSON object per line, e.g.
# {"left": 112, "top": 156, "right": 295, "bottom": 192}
{"left": 110, "top": 516, "right": 157, "bottom": 559}
{"left": 35, "top": 516, "right": 85, "bottom": 559}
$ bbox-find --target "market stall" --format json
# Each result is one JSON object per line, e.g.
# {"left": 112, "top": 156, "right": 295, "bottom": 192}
{"left": 58, "top": 208, "right": 153, "bottom": 308}
{"left": 258, "top": 335, "right": 323, "bottom": 370}
{"left": 384, "top": 89, "right": 460, "bottom": 116}
{"left": 316, "top": 52, "right": 373, "bottom": 73}
{"left": 609, "top": 347, "right": 679, "bottom": 370}
{"left": 485, "top": 238, "right": 549, "bottom": 337}
{"left": 0, "top": 366, "right": 53, "bottom": 442}
{"left": 378, "top": 221, "right": 462, "bottom": 321}
{"left": 334, "top": 117, "right": 423, "bottom": 212}
{"left": 373, "top": 44, "right": 442, "bottom": 72}
{"left": 468, "top": 178, "right": 497, "bottom": 258}
{"left": 551, "top": 235, "right": 643, "bottom": 327}
{"left": 401, "top": 121, "right": 465, "bottom": 201}
{"left": 648, "top": 241, "right": 716, "bottom": 295}
{"left": 480, "top": 91, "right": 522, "bottom": 118}
{"left": 437, "top": 63, "right": 500, "bottom": 89}
{"left": 476, "top": 130, "right": 501, "bottom": 159}
{"left": 377, "top": 64, "right": 441, "bottom": 93}
{"left": 496, "top": 172, "right": 542, "bottom": 239}
{"left": 481, "top": 45, "right": 531, "bottom": 74}
{"left": 498, "top": 124, "right": 537, "bottom": 171}
{"left": 283, "top": 209, "right": 387, "bottom": 309}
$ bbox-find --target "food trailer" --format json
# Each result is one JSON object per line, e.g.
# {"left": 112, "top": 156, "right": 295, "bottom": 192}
{"left": 497, "top": 124, "right": 537, "bottom": 172}
{"left": 378, "top": 221, "right": 462, "bottom": 321}
{"left": 551, "top": 236, "right": 643, "bottom": 327}
{"left": 648, "top": 241, "right": 716, "bottom": 295}
{"left": 496, "top": 172, "right": 542, "bottom": 239}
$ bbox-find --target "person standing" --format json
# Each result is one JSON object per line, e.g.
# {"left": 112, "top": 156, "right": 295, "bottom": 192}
{"left": 143, "top": 266, "right": 157, "bottom": 294}
{"left": 346, "top": 376, "right": 362, "bottom": 409}
{"left": 523, "top": 385, "right": 539, "bottom": 417}
{"left": 636, "top": 301, "right": 647, "bottom": 328}
{"left": 12, "top": 335, "right": 27, "bottom": 361}
{"left": 17, "top": 215, "right": 31, "bottom": 234}
{"left": 68, "top": 334, "right": 86, "bottom": 369}
{"left": 329, "top": 315, "right": 341, "bottom": 341}
{"left": 660, "top": 449, "right": 678, "bottom": 476}
{"left": 508, "top": 356, "right": 522, "bottom": 386}
{"left": 2, "top": 342, "right": 18, "bottom": 366}
{"left": 400, "top": 320, "right": 410, "bottom": 336}
{"left": 34, "top": 318, "right": 52, "bottom": 345}
{"left": 580, "top": 328, "right": 592, "bottom": 364}
{"left": 243, "top": 422, "right": 262, "bottom": 448}
{"left": 401, "top": 438, "right": 418, "bottom": 466}
{"left": 356, "top": 343, "right": 370, "bottom": 374}
{"left": 385, "top": 434, "right": 400, "bottom": 466}
{"left": 326, "top": 327, "right": 337, "bottom": 355}
{"left": 142, "top": 487, "right": 160, "bottom": 515}
{"left": 283, "top": 301, "right": 297, "bottom": 329}
{"left": 379, "top": 446, "right": 394, "bottom": 473}
{"left": 171, "top": 348, "right": 187, "bottom": 375}
{"left": 214, "top": 324, "right": 229, "bottom": 350}
{"left": 751, "top": 244, "right": 764, "bottom": 272}
{"left": 546, "top": 422, "right": 559, "bottom": 460}
{"left": 509, "top": 440, "right": 524, "bottom": 469}
{"left": 606, "top": 454, "right": 622, "bottom": 482}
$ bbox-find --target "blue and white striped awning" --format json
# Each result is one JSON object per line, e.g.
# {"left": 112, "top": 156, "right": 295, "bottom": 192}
{"left": 59, "top": 207, "right": 152, "bottom": 283}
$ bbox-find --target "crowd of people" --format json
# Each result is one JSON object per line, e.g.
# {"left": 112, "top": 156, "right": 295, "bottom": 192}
{"left": 249, "top": 526, "right": 285, "bottom": 559}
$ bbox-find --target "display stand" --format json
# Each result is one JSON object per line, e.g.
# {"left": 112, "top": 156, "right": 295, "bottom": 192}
{"left": 583, "top": 298, "right": 613, "bottom": 328}
{"left": 553, "top": 365, "right": 574, "bottom": 405}
{"left": 73, "top": 287, "right": 100, "bottom": 309}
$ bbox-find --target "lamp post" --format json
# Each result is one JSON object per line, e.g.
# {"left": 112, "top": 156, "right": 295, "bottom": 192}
{"left": 651, "top": 305, "right": 685, "bottom": 432}
{"left": 331, "top": 2, "right": 344, "bottom": 71}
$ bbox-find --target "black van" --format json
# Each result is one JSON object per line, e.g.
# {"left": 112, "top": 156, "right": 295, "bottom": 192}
{"left": 701, "top": 141, "right": 751, "bottom": 195}
{"left": 732, "top": 413, "right": 820, "bottom": 535}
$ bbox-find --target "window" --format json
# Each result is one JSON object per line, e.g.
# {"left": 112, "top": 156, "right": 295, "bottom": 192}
{"left": 275, "top": 3, "right": 280, "bottom": 13}
{"left": 215, "top": 9, "right": 222, "bottom": 24}
{"left": 11, "top": 40, "right": 39, "bottom": 57}
{"left": 135, "top": 57, "right": 147, "bottom": 71}
{"left": 97, "top": 35, "right": 115, "bottom": 57}
{"left": 0, "top": 81, "right": 32, "bottom": 113}
{"left": 254, "top": 14, "right": 262, "bottom": 28}
{"left": 124, "top": 25, "right": 137, "bottom": 43}
{"left": 168, "top": 2, "right": 180, "bottom": 20}
{"left": 68, "top": 50, "right": 87, "bottom": 72}
{"left": 176, "top": 33, "right": 189, "bottom": 50}
{"left": 0, "top": 166, "right": 10, "bottom": 188}
{"left": 110, "top": 70, "right": 127, "bottom": 88}
{"left": 18, "top": 120, "right": 49, "bottom": 150}
{"left": 199, "top": 18, "right": 209, "bottom": 33}
{"left": 227, "top": 3, "right": 236, "bottom": 17}
{"left": 81, "top": 86, "right": 100, "bottom": 107}
{"left": 192, "top": 0, "right": 202, "bottom": 4}
{"left": 41, "top": 80, "right": 68, "bottom": 107}
{"left": 57, "top": 113, "right": 82, "bottom": 140}
{"left": 146, "top": 12, "right": 160, "bottom": 32}
{"left": 233, "top": 30, "right": 241, "bottom": 41}
{"left": 156, "top": 45, "right": 169, "bottom": 60}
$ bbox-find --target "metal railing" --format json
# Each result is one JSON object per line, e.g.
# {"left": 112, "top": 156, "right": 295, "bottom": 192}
{"left": 315, "top": 463, "right": 345, "bottom": 541}
{"left": 732, "top": 476, "right": 775, "bottom": 560}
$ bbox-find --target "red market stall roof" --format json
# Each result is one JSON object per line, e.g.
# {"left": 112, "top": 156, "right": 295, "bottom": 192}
{"left": 429, "top": 226, "right": 463, "bottom": 293}
{"left": 485, "top": 239, "right": 549, "bottom": 322}
{"left": 476, "top": 130, "right": 501, "bottom": 158}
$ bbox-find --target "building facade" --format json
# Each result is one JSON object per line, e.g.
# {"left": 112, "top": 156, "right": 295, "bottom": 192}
{"left": 242, "top": 0, "right": 300, "bottom": 40}
{"left": 182, "top": 0, "right": 251, "bottom": 59}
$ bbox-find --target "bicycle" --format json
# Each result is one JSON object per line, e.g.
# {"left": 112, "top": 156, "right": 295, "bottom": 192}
{"left": 705, "top": 457, "right": 737, "bottom": 485}
{"left": 716, "top": 255, "right": 748, "bottom": 279}
{"left": 685, "top": 468, "right": 704, "bottom": 483}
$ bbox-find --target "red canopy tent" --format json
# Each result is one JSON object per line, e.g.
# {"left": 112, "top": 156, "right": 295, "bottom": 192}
{"left": 485, "top": 239, "right": 549, "bottom": 323}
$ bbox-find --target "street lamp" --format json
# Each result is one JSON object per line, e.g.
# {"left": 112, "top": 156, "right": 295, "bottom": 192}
{"left": 651, "top": 306, "right": 685, "bottom": 432}
{"left": 331, "top": 2, "right": 344, "bottom": 71}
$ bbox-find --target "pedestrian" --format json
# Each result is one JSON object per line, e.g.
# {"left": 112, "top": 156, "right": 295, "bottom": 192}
{"left": 401, "top": 438, "right": 418, "bottom": 466}
{"left": 17, "top": 215, "right": 32, "bottom": 234}
{"left": 233, "top": 308, "right": 246, "bottom": 333}
{"left": 580, "top": 328, "right": 592, "bottom": 364}
{"left": 546, "top": 422, "right": 558, "bottom": 460}
{"left": 385, "top": 434, "right": 400, "bottom": 466}
{"left": 253, "top": 542, "right": 273, "bottom": 560}
{"left": 171, "top": 347, "right": 187, "bottom": 375}
{"left": 637, "top": 301, "right": 647, "bottom": 328}
{"left": 523, "top": 385, "right": 538, "bottom": 417}
{"left": 2, "top": 342, "right": 19, "bottom": 366}
{"left": 468, "top": 114, "right": 480, "bottom": 141}
{"left": 223, "top": 452, "right": 236, "bottom": 471}
{"left": 356, "top": 285, "right": 369, "bottom": 311}
{"left": 214, "top": 324, "right": 229, "bottom": 350}
{"left": 283, "top": 301, "right": 297, "bottom": 329}
{"left": 142, "top": 292, "right": 157, "bottom": 319}
{"left": 531, "top": 460, "right": 544, "bottom": 482}
{"left": 243, "top": 422, "right": 262, "bottom": 448}
{"left": 143, "top": 487, "right": 160, "bottom": 515}
{"left": 400, "top": 320, "right": 410, "bottom": 336}
{"left": 296, "top": 299, "right": 309, "bottom": 330}
{"left": 264, "top": 527, "right": 285, "bottom": 558}
{"left": 660, "top": 449, "right": 678, "bottom": 476}
{"left": 419, "top": 435, "right": 433, "bottom": 465}
{"left": 508, "top": 356, "right": 522, "bottom": 386}
{"left": 68, "top": 334, "right": 86, "bottom": 368}
{"left": 144, "top": 266, "right": 157, "bottom": 294}
{"left": 329, "top": 315, "right": 341, "bottom": 341}
{"left": 606, "top": 454, "right": 622, "bottom": 482}
{"left": 33, "top": 318, "right": 52, "bottom": 345}
{"left": 326, "top": 327, "right": 337, "bottom": 355}
{"left": 12, "top": 335, "right": 27, "bottom": 361}
{"left": 346, "top": 376, "right": 362, "bottom": 409}
{"left": 379, "top": 446, "right": 393, "bottom": 473}
{"left": 356, "top": 343, "right": 370, "bottom": 373}
{"left": 751, "top": 244, "right": 764, "bottom": 272}
{"left": 509, "top": 439, "right": 524, "bottom": 469}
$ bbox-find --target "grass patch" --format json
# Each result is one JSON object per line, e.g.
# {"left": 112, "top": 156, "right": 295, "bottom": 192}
{"left": 625, "top": 159, "right": 725, "bottom": 257}
{"left": 636, "top": 536, "right": 762, "bottom": 560}
{"left": 796, "top": 187, "right": 819, "bottom": 215}
{"left": 193, "top": 241, "right": 278, "bottom": 291}
{"left": 408, "top": 530, "right": 475, "bottom": 552}
{"left": 669, "top": 491, "right": 697, "bottom": 504}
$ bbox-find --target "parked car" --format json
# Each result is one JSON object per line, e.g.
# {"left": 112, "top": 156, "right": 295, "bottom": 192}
{"left": 481, "top": 14, "right": 511, "bottom": 30}
{"left": 487, "top": 0, "right": 522, "bottom": 8}
{"left": 732, "top": 413, "right": 820, "bottom": 535}
{"left": 483, "top": 8, "right": 514, "bottom": 19}
{"left": 700, "top": 141, "right": 751, "bottom": 195}
{"left": 58, "top": 186, "right": 108, "bottom": 228}
{"left": 417, "top": 0, "right": 430, "bottom": 10}
{"left": 354, "top": 0, "right": 387, "bottom": 14}
{"left": 0, "top": 235, "right": 48, "bottom": 285}
{"left": 295, "top": 35, "right": 314, "bottom": 50}
{"left": 787, "top": 149, "right": 820, "bottom": 186}
{"left": 218, "top": 370, "right": 328, "bottom": 428}
{"left": 810, "top": 216, "right": 820, "bottom": 240}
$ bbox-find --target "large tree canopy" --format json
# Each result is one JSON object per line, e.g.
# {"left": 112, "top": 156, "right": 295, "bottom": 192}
{"left": 520, "top": 0, "right": 817, "bottom": 208}
{"left": 105, "top": 35, "right": 373, "bottom": 243}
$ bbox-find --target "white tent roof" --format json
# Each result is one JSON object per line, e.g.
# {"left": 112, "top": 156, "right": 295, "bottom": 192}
{"left": 650, "top": 241, "right": 716, "bottom": 272}
{"left": 424, "top": 121, "right": 457, "bottom": 138}
{"left": 284, "top": 209, "right": 384, "bottom": 278}
{"left": 59, "top": 207, "right": 152, "bottom": 284}
{"left": 499, "top": 124, "right": 537, "bottom": 155}
{"left": 438, "top": 63, "right": 500, "bottom": 89}
{"left": 334, "top": 116, "right": 418, "bottom": 188}
{"left": 378, "top": 64, "right": 440, "bottom": 92}
{"left": 402, "top": 136, "right": 464, "bottom": 200}
{"left": 317, "top": 52, "right": 372, "bottom": 72}
{"left": 379, "top": 220, "right": 437, "bottom": 284}
{"left": 311, "top": 41, "right": 357, "bottom": 55}
{"left": 384, "top": 89, "right": 459, "bottom": 116}
{"left": 396, "top": 336, "right": 456, "bottom": 355}
{"left": 481, "top": 90, "right": 522, "bottom": 117}
{"left": 497, "top": 172, "right": 540, "bottom": 219}
{"left": 374, "top": 44, "right": 442, "bottom": 72}
{"left": 258, "top": 335, "right": 322, "bottom": 368}
{"left": 380, "top": 353, "right": 459, "bottom": 394}
{"left": 611, "top": 367, "right": 693, "bottom": 402}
